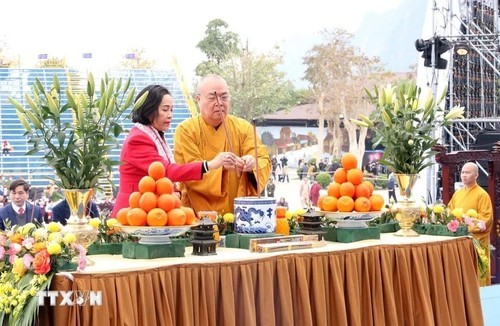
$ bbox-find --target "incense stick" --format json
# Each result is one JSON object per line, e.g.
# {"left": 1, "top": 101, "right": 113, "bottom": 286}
{"left": 215, "top": 92, "right": 234, "bottom": 153}
{"left": 253, "top": 120, "right": 260, "bottom": 198}
{"left": 215, "top": 91, "right": 241, "bottom": 177}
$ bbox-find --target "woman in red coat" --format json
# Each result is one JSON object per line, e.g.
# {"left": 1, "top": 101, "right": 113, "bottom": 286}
{"left": 309, "top": 180, "right": 321, "bottom": 207}
{"left": 111, "top": 85, "right": 235, "bottom": 216}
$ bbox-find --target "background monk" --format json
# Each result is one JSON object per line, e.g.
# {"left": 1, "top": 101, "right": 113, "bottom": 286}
{"left": 448, "top": 162, "right": 493, "bottom": 285}
{"left": 174, "top": 74, "right": 271, "bottom": 214}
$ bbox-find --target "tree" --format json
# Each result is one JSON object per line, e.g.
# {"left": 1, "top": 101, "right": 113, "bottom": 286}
{"left": 220, "top": 48, "right": 296, "bottom": 121}
{"left": 303, "top": 29, "right": 393, "bottom": 167}
{"left": 303, "top": 29, "right": 355, "bottom": 163}
{"left": 195, "top": 19, "right": 240, "bottom": 76}
{"left": 120, "top": 48, "right": 155, "bottom": 69}
{"left": 195, "top": 19, "right": 297, "bottom": 121}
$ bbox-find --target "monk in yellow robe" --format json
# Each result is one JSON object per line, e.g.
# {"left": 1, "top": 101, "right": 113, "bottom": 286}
{"left": 448, "top": 162, "right": 493, "bottom": 286}
{"left": 174, "top": 74, "right": 271, "bottom": 214}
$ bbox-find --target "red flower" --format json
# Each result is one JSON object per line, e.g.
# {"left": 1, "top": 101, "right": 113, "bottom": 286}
{"left": 33, "top": 250, "right": 51, "bottom": 275}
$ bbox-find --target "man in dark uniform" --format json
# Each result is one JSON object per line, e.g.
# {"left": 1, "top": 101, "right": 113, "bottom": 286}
{"left": 0, "top": 179, "right": 43, "bottom": 229}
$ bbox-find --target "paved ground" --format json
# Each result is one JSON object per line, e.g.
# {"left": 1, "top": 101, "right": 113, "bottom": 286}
{"left": 271, "top": 172, "right": 391, "bottom": 212}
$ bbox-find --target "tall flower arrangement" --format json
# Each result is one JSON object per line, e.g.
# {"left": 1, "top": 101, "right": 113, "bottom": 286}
{"left": 0, "top": 222, "right": 86, "bottom": 325}
{"left": 351, "top": 82, "right": 464, "bottom": 174}
{"left": 8, "top": 73, "right": 147, "bottom": 189}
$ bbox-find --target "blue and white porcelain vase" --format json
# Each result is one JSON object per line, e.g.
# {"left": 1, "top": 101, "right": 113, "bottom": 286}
{"left": 234, "top": 197, "right": 276, "bottom": 234}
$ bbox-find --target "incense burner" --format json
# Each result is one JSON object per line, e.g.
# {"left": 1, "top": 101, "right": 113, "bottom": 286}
{"left": 234, "top": 196, "right": 276, "bottom": 233}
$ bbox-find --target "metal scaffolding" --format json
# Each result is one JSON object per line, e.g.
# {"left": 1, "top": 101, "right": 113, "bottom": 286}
{"left": 435, "top": 0, "right": 500, "bottom": 151}
{"left": 415, "top": 0, "right": 500, "bottom": 201}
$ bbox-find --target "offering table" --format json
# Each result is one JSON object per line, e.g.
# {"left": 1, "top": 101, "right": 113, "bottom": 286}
{"left": 39, "top": 234, "right": 483, "bottom": 326}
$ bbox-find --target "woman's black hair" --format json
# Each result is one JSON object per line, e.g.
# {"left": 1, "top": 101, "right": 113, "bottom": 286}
{"left": 132, "top": 85, "right": 171, "bottom": 125}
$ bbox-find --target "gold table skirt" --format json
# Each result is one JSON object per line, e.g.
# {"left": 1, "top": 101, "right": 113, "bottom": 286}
{"left": 40, "top": 235, "right": 483, "bottom": 326}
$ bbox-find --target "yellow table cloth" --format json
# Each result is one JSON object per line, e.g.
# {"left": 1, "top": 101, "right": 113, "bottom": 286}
{"left": 39, "top": 234, "right": 483, "bottom": 326}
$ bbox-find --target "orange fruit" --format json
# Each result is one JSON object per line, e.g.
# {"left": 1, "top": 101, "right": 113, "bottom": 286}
{"left": 339, "top": 182, "right": 355, "bottom": 197}
{"left": 362, "top": 181, "right": 374, "bottom": 196}
{"left": 139, "top": 191, "right": 158, "bottom": 213}
{"left": 138, "top": 176, "right": 156, "bottom": 193}
{"left": 322, "top": 196, "right": 338, "bottom": 212}
{"left": 129, "top": 191, "right": 142, "bottom": 208}
{"left": 369, "top": 194, "right": 385, "bottom": 211}
{"left": 116, "top": 207, "right": 131, "bottom": 225}
{"left": 354, "top": 183, "right": 371, "bottom": 199}
{"left": 173, "top": 195, "right": 181, "bottom": 208}
{"left": 180, "top": 206, "right": 197, "bottom": 225}
{"left": 327, "top": 182, "right": 341, "bottom": 198}
{"left": 156, "top": 177, "right": 174, "bottom": 195}
{"left": 148, "top": 161, "right": 166, "bottom": 180}
{"left": 167, "top": 208, "right": 187, "bottom": 226}
{"left": 317, "top": 195, "right": 327, "bottom": 210}
{"left": 147, "top": 208, "right": 168, "bottom": 226}
{"left": 127, "top": 207, "right": 148, "bottom": 226}
{"left": 341, "top": 153, "right": 358, "bottom": 170}
{"left": 337, "top": 196, "right": 355, "bottom": 212}
{"left": 347, "top": 168, "right": 363, "bottom": 185}
{"left": 354, "top": 197, "right": 371, "bottom": 212}
{"left": 157, "top": 193, "right": 176, "bottom": 213}
{"left": 333, "top": 168, "right": 348, "bottom": 184}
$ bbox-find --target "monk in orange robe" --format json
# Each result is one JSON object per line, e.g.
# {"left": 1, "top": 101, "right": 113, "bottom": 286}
{"left": 174, "top": 74, "right": 271, "bottom": 214}
{"left": 448, "top": 162, "right": 493, "bottom": 285}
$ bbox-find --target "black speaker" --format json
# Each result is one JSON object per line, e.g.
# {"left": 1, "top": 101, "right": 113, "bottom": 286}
{"left": 472, "top": 131, "right": 500, "bottom": 188}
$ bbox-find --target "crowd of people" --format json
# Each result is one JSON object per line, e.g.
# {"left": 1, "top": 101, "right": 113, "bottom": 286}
{"left": 0, "top": 176, "right": 116, "bottom": 228}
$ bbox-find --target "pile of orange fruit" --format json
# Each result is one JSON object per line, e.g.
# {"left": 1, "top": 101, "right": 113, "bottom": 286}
{"left": 116, "top": 162, "right": 197, "bottom": 227}
{"left": 318, "top": 153, "right": 384, "bottom": 212}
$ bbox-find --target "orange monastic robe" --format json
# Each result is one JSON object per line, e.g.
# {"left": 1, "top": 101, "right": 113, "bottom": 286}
{"left": 174, "top": 115, "right": 271, "bottom": 215}
{"left": 448, "top": 183, "right": 493, "bottom": 285}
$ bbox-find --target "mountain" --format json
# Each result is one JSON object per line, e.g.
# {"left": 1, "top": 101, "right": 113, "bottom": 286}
{"left": 353, "top": 0, "right": 428, "bottom": 72}
{"left": 280, "top": 0, "right": 428, "bottom": 88}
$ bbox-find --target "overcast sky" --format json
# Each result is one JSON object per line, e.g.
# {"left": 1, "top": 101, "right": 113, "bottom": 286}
{"left": 1, "top": 0, "right": 401, "bottom": 84}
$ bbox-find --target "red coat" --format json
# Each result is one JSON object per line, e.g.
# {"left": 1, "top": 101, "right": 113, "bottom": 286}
{"left": 309, "top": 182, "right": 321, "bottom": 207}
{"left": 111, "top": 127, "right": 203, "bottom": 217}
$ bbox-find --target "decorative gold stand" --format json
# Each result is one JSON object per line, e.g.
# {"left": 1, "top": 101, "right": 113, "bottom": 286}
{"left": 394, "top": 174, "right": 420, "bottom": 237}
{"left": 62, "top": 189, "right": 98, "bottom": 265}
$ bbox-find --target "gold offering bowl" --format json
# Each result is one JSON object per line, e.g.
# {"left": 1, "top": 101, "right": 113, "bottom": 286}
{"left": 62, "top": 188, "right": 98, "bottom": 264}
{"left": 394, "top": 199, "right": 421, "bottom": 237}
{"left": 64, "top": 221, "right": 98, "bottom": 248}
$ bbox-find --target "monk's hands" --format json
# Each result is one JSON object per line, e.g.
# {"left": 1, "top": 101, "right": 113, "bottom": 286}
{"left": 208, "top": 152, "right": 239, "bottom": 170}
{"left": 211, "top": 153, "right": 256, "bottom": 175}
{"left": 224, "top": 154, "right": 255, "bottom": 176}
{"left": 239, "top": 155, "right": 256, "bottom": 172}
